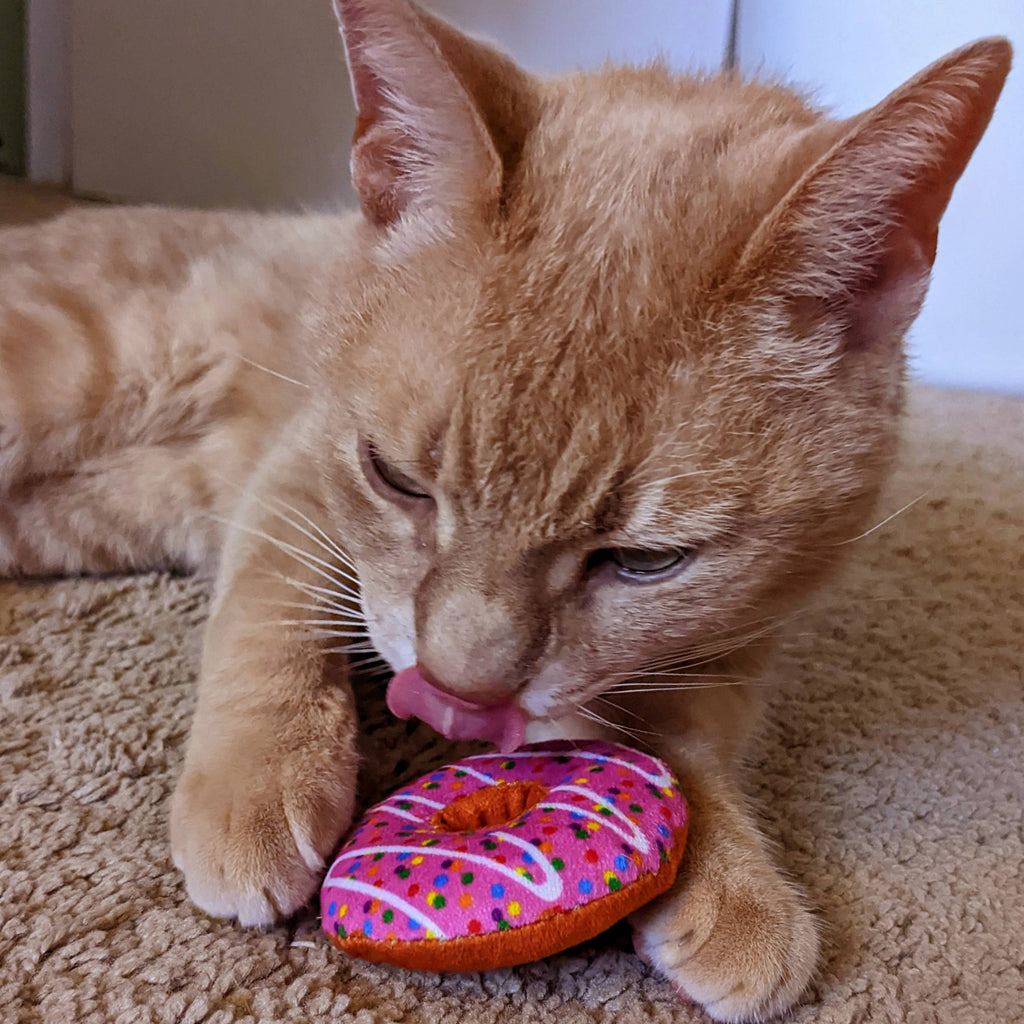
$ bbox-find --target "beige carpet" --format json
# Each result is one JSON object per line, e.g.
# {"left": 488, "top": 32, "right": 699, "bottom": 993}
{"left": 1, "top": 178, "right": 1022, "bottom": 1023}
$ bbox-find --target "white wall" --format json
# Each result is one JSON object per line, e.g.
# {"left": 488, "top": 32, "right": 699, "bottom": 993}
{"left": 737, "top": 0, "right": 1024, "bottom": 393}
{"left": 68, "top": 0, "right": 731, "bottom": 212}
{"left": 26, "top": 0, "right": 71, "bottom": 184}
{"left": 71, "top": 0, "right": 357, "bottom": 210}
{"left": 425, "top": 0, "right": 731, "bottom": 74}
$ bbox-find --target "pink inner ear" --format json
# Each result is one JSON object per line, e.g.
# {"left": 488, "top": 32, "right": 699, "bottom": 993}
{"left": 848, "top": 229, "right": 932, "bottom": 351}
{"left": 386, "top": 667, "right": 527, "bottom": 753}
{"left": 351, "top": 123, "right": 410, "bottom": 226}
{"left": 333, "top": 0, "right": 378, "bottom": 113}
{"left": 333, "top": 0, "right": 505, "bottom": 230}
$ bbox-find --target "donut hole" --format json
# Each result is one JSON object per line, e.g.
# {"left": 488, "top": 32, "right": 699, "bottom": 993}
{"left": 430, "top": 780, "right": 550, "bottom": 832}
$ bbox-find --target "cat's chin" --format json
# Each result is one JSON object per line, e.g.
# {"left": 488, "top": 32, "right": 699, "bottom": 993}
{"left": 523, "top": 713, "right": 611, "bottom": 745}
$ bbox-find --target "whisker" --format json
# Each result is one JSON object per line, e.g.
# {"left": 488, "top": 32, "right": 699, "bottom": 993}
{"left": 592, "top": 694, "right": 657, "bottom": 726}
{"left": 831, "top": 490, "right": 930, "bottom": 546}
{"left": 209, "top": 469, "right": 360, "bottom": 583}
{"left": 346, "top": 647, "right": 389, "bottom": 663}
{"left": 618, "top": 668, "right": 756, "bottom": 686}
{"left": 640, "top": 609, "right": 793, "bottom": 662}
{"left": 636, "top": 468, "right": 718, "bottom": 489}
{"left": 259, "top": 570, "right": 361, "bottom": 606}
{"left": 683, "top": 623, "right": 823, "bottom": 664}
{"left": 345, "top": 652, "right": 392, "bottom": 673}
{"left": 253, "top": 597, "right": 365, "bottom": 622}
{"left": 633, "top": 622, "right": 779, "bottom": 668}
{"left": 237, "top": 354, "right": 310, "bottom": 389}
{"left": 579, "top": 705, "right": 623, "bottom": 733}
{"left": 209, "top": 513, "right": 360, "bottom": 599}
{"left": 324, "top": 642, "right": 381, "bottom": 655}
{"left": 621, "top": 638, "right": 760, "bottom": 677}
{"left": 641, "top": 642, "right": 761, "bottom": 673}
{"left": 579, "top": 707, "right": 659, "bottom": 750}
{"left": 260, "top": 621, "right": 373, "bottom": 639}
{"left": 628, "top": 606, "right": 817, "bottom": 673}
{"left": 613, "top": 670, "right": 749, "bottom": 682}
{"left": 625, "top": 436, "right": 706, "bottom": 483}
{"left": 259, "top": 491, "right": 360, "bottom": 577}
{"left": 608, "top": 679, "right": 757, "bottom": 695}
{"left": 266, "top": 618, "right": 372, "bottom": 635}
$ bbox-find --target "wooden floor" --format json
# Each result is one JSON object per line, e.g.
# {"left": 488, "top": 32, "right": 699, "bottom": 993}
{"left": 0, "top": 174, "right": 94, "bottom": 227}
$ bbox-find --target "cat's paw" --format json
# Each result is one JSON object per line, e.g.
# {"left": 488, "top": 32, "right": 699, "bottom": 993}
{"left": 630, "top": 866, "right": 819, "bottom": 1023}
{"left": 170, "top": 744, "right": 357, "bottom": 926}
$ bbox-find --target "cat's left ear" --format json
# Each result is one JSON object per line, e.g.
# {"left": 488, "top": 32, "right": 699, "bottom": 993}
{"left": 732, "top": 37, "right": 1012, "bottom": 353}
{"left": 332, "top": 0, "right": 537, "bottom": 232}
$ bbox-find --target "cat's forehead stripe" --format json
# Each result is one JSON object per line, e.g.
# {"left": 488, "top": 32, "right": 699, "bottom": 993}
{"left": 619, "top": 495, "right": 745, "bottom": 547}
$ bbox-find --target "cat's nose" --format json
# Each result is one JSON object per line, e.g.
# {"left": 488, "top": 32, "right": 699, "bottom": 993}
{"left": 416, "top": 662, "right": 460, "bottom": 696}
{"left": 415, "top": 573, "right": 546, "bottom": 704}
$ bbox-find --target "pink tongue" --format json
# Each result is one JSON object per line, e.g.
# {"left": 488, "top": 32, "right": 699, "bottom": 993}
{"left": 386, "top": 666, "right": 527, "bottom": 753}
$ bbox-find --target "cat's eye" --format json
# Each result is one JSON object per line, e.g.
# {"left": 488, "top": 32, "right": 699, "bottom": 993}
{"left": 607, "top": 546, "right": 693, "bottom": 579}
{"left": 363, "top": 440, "right": 431, "bottom": 500}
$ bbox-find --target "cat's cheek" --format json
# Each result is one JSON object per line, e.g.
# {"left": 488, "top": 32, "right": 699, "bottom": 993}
{"left": 381, "top": 635, "right": 416, "bottom": 672}
{"left": 361, "top": 589, "right": 417, "bottom": 671}
{"left": 518, "top": 663, "right": 570, "bottom": 717}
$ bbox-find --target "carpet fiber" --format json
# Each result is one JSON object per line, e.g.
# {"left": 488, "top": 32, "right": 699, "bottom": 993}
{"left": 2, "top": 178, "right": 1022, "bottom": 1023}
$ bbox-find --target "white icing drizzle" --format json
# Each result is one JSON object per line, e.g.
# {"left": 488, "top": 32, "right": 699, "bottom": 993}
{"left": 390, "top": 793, "right": 445, "bottom": 810}
{"left": 537, "top": 781, "right": 658, "bottom": 855}
{"left": 322, "top": 876, "right": 448, "bottom": 939}
{"left": 374, "top": 805, "right": 423, "bottom": 823}
{"left": 533, "top": 801, "right": 650, "bottom": 853}
{"left": 447, "top": 764, "right": 496, "bottom": 785}
{"left": 463, "top": 747, "right": 674, "bottom": 787}
{"left": 487, "top": 830, "right": 562, "bottom": 896}
{"left": 328, "top": 840, "right": 563, "bottom": 901}
{"left": 371, "top": 792, "right": 444, "bottom": 824}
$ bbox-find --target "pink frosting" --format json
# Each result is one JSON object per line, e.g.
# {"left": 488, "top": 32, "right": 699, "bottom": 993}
{"left": 321, "top": 739, "right": 687, "bottom": 950}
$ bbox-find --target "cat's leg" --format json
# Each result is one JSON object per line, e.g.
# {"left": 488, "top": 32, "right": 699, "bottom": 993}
{"left": 0, "top": 443, "right": 227, "bottom": 576}
{"left": 0, "top": 204, "right": 305, "bottom": 578}
{"left": 169, "top": 445, "right": 361, "bottom": 925}
{"left": 624, "top": 680, "right": 819, "bottom": 1024}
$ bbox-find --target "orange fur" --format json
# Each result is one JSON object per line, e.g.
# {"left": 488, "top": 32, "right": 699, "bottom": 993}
{"left": 0, "top": 3, "right": 1010, "bottom": 1020}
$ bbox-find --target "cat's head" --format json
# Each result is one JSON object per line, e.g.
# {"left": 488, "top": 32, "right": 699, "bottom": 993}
{"left": 310, "top": 0, "right": 1010, "bottom": 733}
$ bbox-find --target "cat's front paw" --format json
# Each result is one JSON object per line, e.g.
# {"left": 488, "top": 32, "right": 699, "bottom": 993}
{"left": 631, "top": 865, "right": 819, "bottom": 1023}
{"left": 170, "top": 741, "right": 357, "bottom": 926}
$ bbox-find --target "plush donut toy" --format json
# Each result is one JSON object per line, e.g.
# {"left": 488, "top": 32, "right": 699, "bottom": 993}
{"left": 320, "top": 739, "right": 688, "bottom": 972}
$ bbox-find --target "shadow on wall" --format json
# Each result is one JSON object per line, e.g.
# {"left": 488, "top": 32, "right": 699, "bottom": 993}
{"left": 0, "top": 0, "right": 26, "bottom": 176}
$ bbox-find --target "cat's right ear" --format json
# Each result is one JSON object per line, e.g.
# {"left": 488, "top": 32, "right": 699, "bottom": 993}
{"left": 332, "top": 0, "right": 537, "bottom": 233}
{"left": 730, "top": 37, "right": 1011, "bottom": 365}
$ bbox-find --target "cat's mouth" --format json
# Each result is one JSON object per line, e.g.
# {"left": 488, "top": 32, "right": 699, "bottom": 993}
{"left": 386, "top": 666, "right": 527, "bottom": 752}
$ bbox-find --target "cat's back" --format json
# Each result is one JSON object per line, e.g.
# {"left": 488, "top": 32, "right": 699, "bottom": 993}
{"left": 0, "top": 202, "right": 361, "bottom": 483}
{"left": 0, "top": 204, "right": 350, "bottom": 298}
{"left": 0, "top": 201, "right": 365, "bottom": 383}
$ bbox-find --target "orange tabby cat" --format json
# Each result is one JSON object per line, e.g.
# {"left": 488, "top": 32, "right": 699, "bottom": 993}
{"left": 0, "top": 1, "right": 1010, "bottom": 1020}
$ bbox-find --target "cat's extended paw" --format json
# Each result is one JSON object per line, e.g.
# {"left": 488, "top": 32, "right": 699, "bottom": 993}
{"left": 630, "top": 867, "right": 819, "bottom": 1023}
{"left": 170, "top": 744, "right": 357, "bottom": 926}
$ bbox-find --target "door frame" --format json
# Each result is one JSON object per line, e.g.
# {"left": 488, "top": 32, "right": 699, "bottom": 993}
{"left": 25, "top": 0, "right": 71, "bottom": 183}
